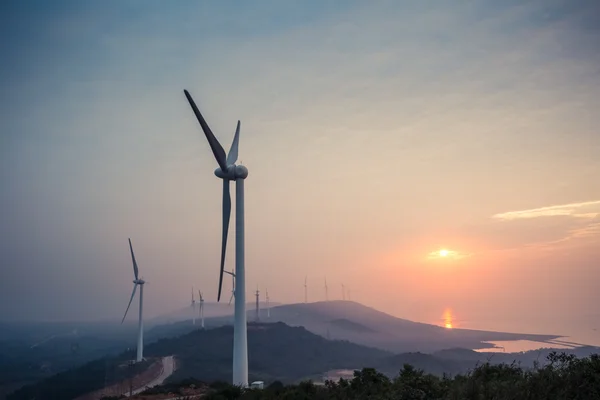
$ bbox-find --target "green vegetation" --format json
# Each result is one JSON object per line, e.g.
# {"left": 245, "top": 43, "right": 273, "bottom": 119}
{"left": 202, "top": 352, "right": 600, "bottom": 399}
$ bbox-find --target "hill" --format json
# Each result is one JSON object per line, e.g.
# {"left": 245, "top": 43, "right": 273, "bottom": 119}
{"left": 146, "top": 322, "right": 391, "bottom": 383}
{"left": 261, "top": 301, "right": 562, "bottom": 353}
{"left": 8, "top": 321, "right": 600, "bottom": 400}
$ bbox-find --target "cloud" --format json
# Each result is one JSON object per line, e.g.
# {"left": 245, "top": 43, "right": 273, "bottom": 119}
{"left": 492, "top": 200, "right": 600, "bottom": 221}
{"left": 488, "top": 201, "right": 600, "bottom": 255}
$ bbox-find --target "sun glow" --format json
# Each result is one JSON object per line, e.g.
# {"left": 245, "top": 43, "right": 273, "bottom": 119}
{"left": 443, "top": 308, "right": 454, "bottom": 329}
{"left": 426, "top": 248, "right": 471, "bottom": 261}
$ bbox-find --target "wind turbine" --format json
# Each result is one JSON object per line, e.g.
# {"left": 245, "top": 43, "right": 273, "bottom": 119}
{"left": 304, "top": 276, "right": 308, "bottom": 303}
{"left": 184, "top": 90, "right": 249, "bottom": 386}
{"left": 121, "top": 238, "right": 145, "bottom": 363}
{"left": 191, "top": 287, "right": 196, "bottom": 325}
{"left": 254, "top": 287, "right": 260, "bottom": 322}
{"left": 324, "top": 277, "right": 329, "bottom": 301}
{"left": 225, "top": 269, "right": 236, "bottom": 305}
{"left": 266, "top": 289, "right": 270, "bottom": 318}
{"left": 198, "top": 290, "right": 205, "bottom": 329}
{"left": 341, "top": 283, "right": 346, "bottom": 301}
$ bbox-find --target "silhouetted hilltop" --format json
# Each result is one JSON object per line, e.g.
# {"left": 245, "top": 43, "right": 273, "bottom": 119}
{"left": 147, "top": 322, "right": 390, "bottom": 383}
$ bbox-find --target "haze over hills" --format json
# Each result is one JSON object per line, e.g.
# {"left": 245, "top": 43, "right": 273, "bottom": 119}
{"left": 149, "top": 301, "right": 281, "bottom": 325}
{"left": 174, "top": 300, "right": 563, "bottom": 353}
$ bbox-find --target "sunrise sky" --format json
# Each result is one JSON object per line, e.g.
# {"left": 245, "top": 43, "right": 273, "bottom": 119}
{"left": 1, "top": 1, "right": 599, "bottom": 333}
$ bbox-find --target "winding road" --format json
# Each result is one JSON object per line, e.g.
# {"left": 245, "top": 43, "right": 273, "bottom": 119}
{"left": 125, "top": 355, "right": 176, "bottom": 396}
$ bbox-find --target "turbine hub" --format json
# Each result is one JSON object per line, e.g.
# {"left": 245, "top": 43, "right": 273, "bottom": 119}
{"left": 214, "top": 164, "right": 248, "bottom": 180}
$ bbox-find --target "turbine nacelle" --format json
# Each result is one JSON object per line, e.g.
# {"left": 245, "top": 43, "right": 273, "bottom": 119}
{"left": 214, "top": 165, "right": 248, "bottom": 180}
{"left": 133, "top": 279, "right": 145, "bottom": 285}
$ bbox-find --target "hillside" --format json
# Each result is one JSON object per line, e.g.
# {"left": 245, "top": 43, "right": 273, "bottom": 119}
{"left": 261, "top": 301, "right": 562, "bottom": 353}
{"left": 146, "top": 322, "right": 391, "bottom": 383}
{"left": 8, "top": 321, "right": 599, "bottom": 400}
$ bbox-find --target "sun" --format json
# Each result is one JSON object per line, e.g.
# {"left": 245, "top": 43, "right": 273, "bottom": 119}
{"left": 439, "top": 249, "right": 449, "bottom": 257}
{"left": 445, "top": 322, "right": 453, "bottom": 329}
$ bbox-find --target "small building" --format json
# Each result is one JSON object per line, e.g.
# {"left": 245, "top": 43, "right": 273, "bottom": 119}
{"left": 250, "top": 381, "right": 264, "bottom": 389}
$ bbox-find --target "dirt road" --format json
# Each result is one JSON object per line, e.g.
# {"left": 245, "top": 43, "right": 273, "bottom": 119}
{"left": 127, "top": 355, "right": 176, "bottom": 396}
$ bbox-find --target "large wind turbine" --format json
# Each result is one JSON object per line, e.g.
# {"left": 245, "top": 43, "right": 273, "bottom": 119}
{"left": 184, "top": 90, "right": 249, "bottom": 386}
{"left": 198, "top": 290, "right": 205, "bottom": 329}
{"left": 121, "top": 238, "right": 145, "bottom": 363}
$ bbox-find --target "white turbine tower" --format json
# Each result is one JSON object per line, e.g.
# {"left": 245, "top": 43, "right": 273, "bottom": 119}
{"left": 184, "top": 90, "right": 249, "bottom": 387}
{"left": 324, "top": 277, "right": 329, "bottom": 301}
{"left": 225, "top": 269, "right": 236, "bottom": 305}
{"left": 121, "top": 238, "right": 145, "bottom": 363}
{"left": 198, "top": 290, "right": 205, "bottom": 329}
{"left": 191, "top": 287, "right": 196, "bottom": 325}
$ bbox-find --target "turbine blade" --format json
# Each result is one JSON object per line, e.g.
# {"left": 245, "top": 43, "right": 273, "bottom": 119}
{"left": 217, "top": 180, "right": 231, "bottom": 302}
{"left": 128, "top": 238, "right": 139, "bottom": 280}
{"left": 229, "top": 292, "right": 234, "bottom": 305}
{"left": 121, "top": 284, "right": 138, "bottom": 324}
{"left": 226, "top": 120, "right": 241, "bottom": 166}
{"left": 183, "top": 90, "right": 228, "bottom": 172}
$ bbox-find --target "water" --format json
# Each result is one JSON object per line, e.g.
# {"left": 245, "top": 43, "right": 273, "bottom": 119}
{"left": 426, "top": 310, "right": 600, "bottom": 352}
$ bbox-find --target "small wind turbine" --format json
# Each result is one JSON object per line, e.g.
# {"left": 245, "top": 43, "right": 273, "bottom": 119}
{"left": 266, "top": 289, "right": 270, "bottom": 318}
{"left": 341, "top": 283, "right": 346, "bottom": 301}
{"left": 121, "top": 238, "right": 145, "bottom": 363}
{"left": 198, "top": 290, "right": 205, "bottom": 329}
{"left": 191, "top": 287, "right": 196, "bottom": 325}
{"left": 184, "top": 90, "right": 249, "bottom": 386}
{"left": 304, "top": 276, "right": 308, "bottom": 303}
{"left": 324, "top": 277, "right": 329, "bottom": 301}
{"left": 224, "top": 269, "right": 236, "bottom": 305}
{"left": 255, "top": 287, "right": 260, "bottom": 322}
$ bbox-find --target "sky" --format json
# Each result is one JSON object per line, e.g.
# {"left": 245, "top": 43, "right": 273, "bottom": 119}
{"left": 1, "top": 0, "right": 599, "bottom": 334}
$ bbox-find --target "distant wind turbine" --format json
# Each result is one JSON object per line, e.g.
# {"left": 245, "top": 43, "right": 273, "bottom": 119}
{"left": 341, "top": 283, "right": 346, "bottom": 301}
{"left": 225, "top": 269, "right": 236, "bottom": 305}
{"left": 304, "top": 276, "right": 308, "bottom": 303}
{"left": 121, "top": 238, "right": 145, "bottom": 363}
{"left": 184, "top": 90, "right": 249, "bottom": 386}
{"left": 324, "top": 277, "right": 329, "bottom": 301}
{"left": 191, "top": 287, "right": 196, "bottom": 325}
{"left": 255, "top": 287, "right": 260, "bottom": 322}
{"left": 266, "top": 289, "right": 270, "bottom": 318}
{"left": 198, "top": 290, "right": 205, "bottom": 329}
